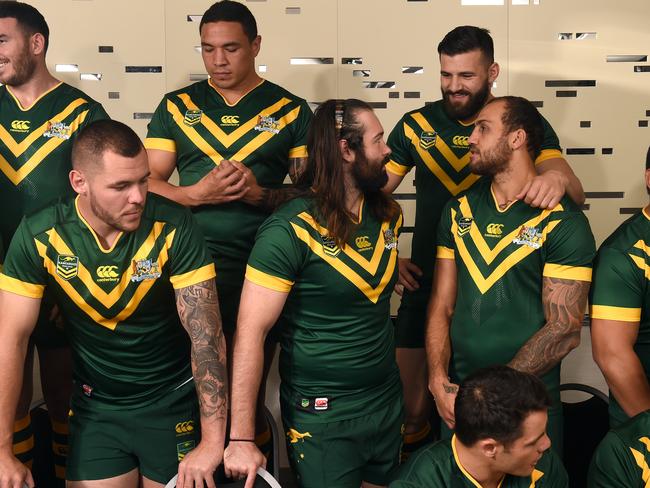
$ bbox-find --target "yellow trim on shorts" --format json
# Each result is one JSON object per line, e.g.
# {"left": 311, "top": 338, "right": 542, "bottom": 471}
{"left": 13, "top": 415, "right": 30, "bottom": 432}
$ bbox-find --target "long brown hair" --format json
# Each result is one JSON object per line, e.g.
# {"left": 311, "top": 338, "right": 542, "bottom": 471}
{"left": 295, "top": 99, "right": 400, "bottom": 247}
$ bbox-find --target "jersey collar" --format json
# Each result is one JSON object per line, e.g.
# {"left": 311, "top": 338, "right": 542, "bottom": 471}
{"left": 75, "top": 196, "right": 124, "bottom": 253}
{"left": 6, "top": 81, "right": 63, "bottom": 112}
{"left": 452, "top": 435, "right": 505, "bottom": 488}
{"left": 208, "top": 77, "right": 265, "bottom": 107}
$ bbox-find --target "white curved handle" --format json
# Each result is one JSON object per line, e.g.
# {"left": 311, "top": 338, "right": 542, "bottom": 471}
{"left": 164, "top": 467, "right": 280, "bottom": 488}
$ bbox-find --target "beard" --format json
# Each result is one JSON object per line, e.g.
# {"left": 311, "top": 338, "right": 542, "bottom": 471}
{"left": 469, "top": 136, "right": 512, "bottom": 177}
{"left": 352, "top": 152, "right": 389, "bottom": 193}
{"left": 89, "top": 192, "right": 143, "bottom": 233}
{"left": 441, "top": 80, "right": 491, "bottom": 121}
{"left": 0, "top": 43, "right": 37, "bottom": 87}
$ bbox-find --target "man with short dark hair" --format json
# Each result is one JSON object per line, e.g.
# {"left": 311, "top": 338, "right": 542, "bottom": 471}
{"left": 0, "top": 120, "right": 227, "bottom": 488}
{"left": 384, "top": 25, "right": 584, "bottom": 459}
{"left": 0, "top": 2, "right": 109, "bottom": 481}
{"left": 390, "top": 366, "right": 568, "bottom": 487}
{"left": 426, "top": 96, "right": 595, "bottom": 453}
{"left": 224, "top": 99, "right": 403, "bottom": 488}
{"left": 591, "top": 146, "right": 650, "bottom": 427}
{"left": 145, "top": 0, "right": 312, "bottom": 454}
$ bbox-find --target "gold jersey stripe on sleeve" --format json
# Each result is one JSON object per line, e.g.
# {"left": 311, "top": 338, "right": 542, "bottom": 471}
{"left": 0, "top": 273, "right": 45, "bottom": 298}
{"left": 169, "top": 262, "right": 216, "bottom": 289}
{"left": 436, "top": 246, "right": 455, "bottom": 260}
{"left": 629, "top": 254, "right": 650, "bottom": 281}
{"left": 385, "top": 159, "right": 410, "bottom": 177}
{"left": 403, "top": 123, "right": 479, "bottom": 196}
{"left": 245, "top": 265, "right": 294, "bottom": 293}
{"left": 167, "top": 100, "right": 224, "bottom": 165}
{"left": 452, "top": 207, "right": 561, "bottom": 295}
{"left": 410, "top": 112, "right": 470, "bottom": 172}
{"left": 0, "top": 98, "right": 87, "bottom": 156}
{"left": 0, "top": 109, "right": 89, "bottom": 185}
{"left": 177, "top": 93, "right": 292, "bottom": 147}
{"left": 542, "top": 263, "right": 592, "bottom": 282}
{"left": 630, "top": 447, "right": 650, "bottom": 486}
{"left": 535, "top": 148, "right": 563, "bottom": 165}
{"left": 590, "top": 305, "right": 642, "bottom": 322}
{"left": 288, "top": 145, "right": 307, "bottom": 158}
{"left": 144, "top": 137, "right": 177, "bottom": 153}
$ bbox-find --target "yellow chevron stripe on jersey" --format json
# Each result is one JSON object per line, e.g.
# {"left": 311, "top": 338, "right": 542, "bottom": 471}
{"left": 630, "top": 255, "right": 650, "bottom": 281}
{"left": 177, "top": 93, "right": 292, "bottom": 147}
{"left": 231, "top": 106, "right": 301, "bottom": 162}
{"left": 457, "top": 196, "right": 563, "bottom": 265}
{"left": 530, "top": 468, "right": 544, "bottom": 486}
{"left": 640, "top": 437, "right": 650, "bottom": 451}
{"left": 410, "top": 112, "right": 470, "bottom": 172}
{"left": 0, "top": 108, "right": 89, "bottom": 185}
{"left": 452, "top": 208, "right": 561, "bottom": 294}
{"left": 289, "top": 222, "right": 398, "bottom": 304}
{"left": 0, "top": 98, "right": 87, "bottom": 156}
{"left": 630, "top": 447, "right": 650, "bottom": 487}
{"left": 167, "top": 100, "right": 224, "bottom": 165}
{"left": 403, "top": 123, "right": 479, "bottom": 196}
{"left": 0, "top": 273, "right": 45, "bottom": 298}
{"left": 295, "top": 212, "right": 398, "bottom": 275}
{"left": 44, "top": 223, "right": 168, "bottom": 308}
{"left": 35, "top": 234, "right": 172, "bottom": 330}
{"left": 590, "top": 305, "right": 642, "bottom": 322}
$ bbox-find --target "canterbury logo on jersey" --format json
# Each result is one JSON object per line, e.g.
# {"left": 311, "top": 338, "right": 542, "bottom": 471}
{"left": 355, "top": 235, "right": 373, "bottom": 251}
{"left": 452, "top": 135, "right": 470, "bottom": 147}
{"left": 220, "top": 115, "right": 240, "bottom": 126}
{"left": 167, "top": 94, "right": 301, "bottom": 166}
{"left": 0, "top": 98, "right": 89, "bottom": 185}
{"left": 10, "top": 120, "right": 30, "bottom": 132}
{"left": 175, "top": 421, "right": 195, "bottom": 435}
{"left": 96, "top": 265, "right": 119, "bottom": 282}
{"left": 485, "top": 223, "right": 504, "bottom": 237}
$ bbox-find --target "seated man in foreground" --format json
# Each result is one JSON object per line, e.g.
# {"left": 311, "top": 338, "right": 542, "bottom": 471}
{"left": 390, "top": 365, "right": 568, "bottom": 488}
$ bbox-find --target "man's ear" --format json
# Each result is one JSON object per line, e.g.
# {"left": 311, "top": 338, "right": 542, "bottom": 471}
{"left": 339, "top": 138, "right": 356, "bottom": 164}
{"left": 69, "top": 169, "right": 88, "bottom": 196}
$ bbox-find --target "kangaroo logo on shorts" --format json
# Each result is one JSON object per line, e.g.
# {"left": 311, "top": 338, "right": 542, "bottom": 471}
{"left": 419, "top": 131, "right": 437, "bottom": 150}
{"left": 287, "top": 428, "right": 312, "bottom": 444}
{"left": 56, "top": 255, "right": 79, "bottom": 280}
{"left": 183, "top": 109, "right": 203, "bottom": 126}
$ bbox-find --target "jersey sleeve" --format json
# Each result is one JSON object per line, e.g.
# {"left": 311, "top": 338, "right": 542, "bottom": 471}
{"left": 167, "top": 209, "right": 216, "bottom": 289}
{"left": 435, "top": 200, "right": 456, "bottom": 260}
{"left": 84, "top": 101, "right": 110, "bottom": 125}
{"left": 0, "top": 219, "right": 47, "bottom": 298}
{"left": 386, "top": 117, "right": 415, "bottom": 177}
{"left": 542, "top": 211, "right": 596, "bottom": 282}
{"left": 144, "top": 97, "right": 177, "bottom": 153}
{"left": 590, "top": 246, "right": 644, "bottom": 322}
{"left": 587, "top": 432, "right": 641, "bottom": 488}
{"left": 535, "top": 449, "right": 569, "bottom": 487}
{"left": 245, "top": 215, "right": 304, "bottom": 293}
{"left": 288, "top": 100, "right": 312, "bottom": 159}
{"left": 536, "top": 114, "right": 563, "bottom": 165}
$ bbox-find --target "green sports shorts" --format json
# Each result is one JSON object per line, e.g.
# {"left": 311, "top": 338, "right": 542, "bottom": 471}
{"left": 282, "top": 395, "right": 404, "bottom": 487}
{"left": 394, "top": 284, "right": 431, "bottom": 348}
{"left": 66, "top": 380, "right": 200, "bottom": 483}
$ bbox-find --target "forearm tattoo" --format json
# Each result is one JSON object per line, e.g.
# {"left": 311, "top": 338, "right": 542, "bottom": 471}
{"left": 257, "top": 157, "right": 308, "bottom": 211}
{"left": 175, "top": 279, "right": 228, "bottom": 420}
{"left": 509, "top": 277, "right": 589, "bottom": 376}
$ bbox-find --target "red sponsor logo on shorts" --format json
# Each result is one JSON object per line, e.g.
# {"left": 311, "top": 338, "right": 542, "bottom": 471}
{"left": 82, "top": 384, "right": 93, "bottom": 397}
{"left": 314, "top": 397, "right": 328, "bottom": 411}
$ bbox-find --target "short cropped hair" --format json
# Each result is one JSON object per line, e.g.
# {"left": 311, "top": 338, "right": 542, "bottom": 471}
{"left": 200, "top": 1, "right": 257, "bottom": 41}
{"left": 486, "top": 96, "right": 545, "bottom": 160}
{"left": 437, "top": 26, "right": 494, "bottom": 64}
{"left": 455, "top": 365, "right": 551, "bottom": 448}
{"left": 0, "top": 1, "right": 49, "bottom": 53}
{"left": 72, "top": 120, "right": 144, "bottom": 172}
{"left": 646, "top": 145, "right": 650, "bottom": 171}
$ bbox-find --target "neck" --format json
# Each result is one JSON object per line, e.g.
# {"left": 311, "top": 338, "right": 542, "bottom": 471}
{"left": 7, "top": 65, "right": 58, "bottom": 108}
{"left": 76, "top": 197, "right": 121, "bottom": 250}
{"left": 491, "top": 154, "right": 536, "bottom": 209}
{"left": 456, "top": 440, "right": 504, "bottom": 488}
{"left": 343, "top": 171, "right": 363, "bottom": 221}
{"left": 211, "top": 72, "right": 263, "bottom": 105}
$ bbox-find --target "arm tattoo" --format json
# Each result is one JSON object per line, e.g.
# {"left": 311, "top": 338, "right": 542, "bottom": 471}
{"left": 444, "top": 384, "right": 458, "bottom": 394}
{"left": 257, "top": 157, "right": 308, "bottom": 211}
{"left": 509, "top": 277, "right": 589, "bottom": 376}
{"left": 175, "top": 279, "right": 228, "bottom": 421}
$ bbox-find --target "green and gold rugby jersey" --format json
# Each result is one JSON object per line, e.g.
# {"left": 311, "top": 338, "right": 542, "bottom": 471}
{"left": 0, "top": 193, "right": 215, "bottom": 409}
{"left": 145, "top": 79, "right": 312, "bottom": 289}
{"left": 436, "top": 177, "right": 595, "bottom": 401}
{"left": 387, "top": 100, "right": 561, "bottom": 284}
{"left": 590, "top": 209, "right": 650, "bottom": 426}
{"left": 246, "top": 196, "right": 402, "bottom": 422}
{"left": 0, "top": 82, "right": 109, "bottom": 246}
{"left": 588, "top": 410, "right": 650, "bottom": 488}
{"left": 390, "top": 435, "right": 568, "bottom": 488}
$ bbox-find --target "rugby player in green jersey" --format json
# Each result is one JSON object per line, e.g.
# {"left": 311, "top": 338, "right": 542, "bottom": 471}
{"left": 426, "top": 97, "right": 594, "bottom": 454}
{"left": 390, "top": 366, "right": 568, "bottom": 488}
{"left": 0, "top": 2, "right": 109, "bottom": 482}
{"left": 0, "top": 120, "right": 227, "bottom": 488}
{"left": 224, "top": 99, "right": 402, "bottom": 488}
{"left": 591, "top": 146, "right": 650, "bottom": 427}
{"left": 384, "top": 26, "right": 585, "bottom": 459}
{"left": 145, "top": 0, "right": 312, "bottom": 456}
{"left": 588, "top": 409, "right": 650, "bottom": 487}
